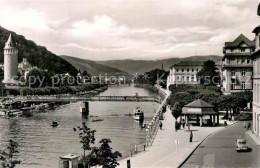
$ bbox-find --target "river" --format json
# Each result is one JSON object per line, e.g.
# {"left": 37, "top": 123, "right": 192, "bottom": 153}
{"left": 0, "top": 84, "right": 159, "bottom": 168}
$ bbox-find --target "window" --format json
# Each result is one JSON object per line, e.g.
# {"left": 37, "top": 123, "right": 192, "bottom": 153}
{"left": 187, "top": 76, "right": 190, "bottom": 81}
{"left": 197, "top": 69, "right": 199, "bottom": 72}
{"left": 231, "top": 70, "right": 235, "bottom": 76}
{"left": 242, "top": 59, "right": 245, "bottom": 64}
{"left": 241, "top": 49, "right": 245, "bottom": 52}
{"left": 176, "top": 69, "right": 179, "bottom": 72}
{"left": 237, "top": 58, "right": 240, "bottom": 64}
{"left": 242, "top": 82, "right": 246, "bottom": 89}
{"left": 242, "top": 70, "right": 246, "bottom": 76}
{"left": 247, "top": 59, "right": 250, "bottom": 64}
{"left": 187, "top": 69, "right": 189, "bottom": 72}
{"left": 182, "top": 69, "right": 184, "bottom": 72}
{"left": 192, "top": 69, "right": 194, "bottom": 72}
{"left": 191, "top": 75, "right": 194, "bottom": 81}
{"left": 231, "top": 79, "right": 236, "bottom": 90}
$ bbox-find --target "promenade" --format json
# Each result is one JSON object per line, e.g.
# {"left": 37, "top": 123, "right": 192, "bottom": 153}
{"left": 117, "top": 101, "right": 235, "bottom": 168}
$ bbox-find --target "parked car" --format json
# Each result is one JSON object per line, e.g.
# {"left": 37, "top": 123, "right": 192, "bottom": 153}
{"left": 236, "top": 139, "right": 248, "bottom": 151}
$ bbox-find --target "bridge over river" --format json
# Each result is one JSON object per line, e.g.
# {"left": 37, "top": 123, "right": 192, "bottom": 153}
{"left": 10, "top": 95, "right": 161, "bottom": 103}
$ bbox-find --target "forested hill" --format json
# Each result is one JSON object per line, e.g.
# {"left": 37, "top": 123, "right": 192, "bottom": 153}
{"left": 0, "top": 26, "right": 78, "bottom": 76}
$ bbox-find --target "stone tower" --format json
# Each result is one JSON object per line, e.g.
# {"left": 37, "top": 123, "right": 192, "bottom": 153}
{"left": 2, "top": 33, "right": 18, "bottom": 84}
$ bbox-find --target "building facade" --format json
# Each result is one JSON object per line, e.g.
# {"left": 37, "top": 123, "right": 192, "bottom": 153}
{"left": 251, "top": 6, "right": 260, "bottom": 138}
{"left": 166, "top": 61, "right": 203, "bottom": 89}
{"left": 2, "top": 34, "right": 19, "bottom": 85}
{"left": 222, "top": 34, "right": 255, "bottom": 95}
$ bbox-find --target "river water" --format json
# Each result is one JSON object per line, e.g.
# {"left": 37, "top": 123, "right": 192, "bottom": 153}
{"left": 0, "top": 84, "right": 159, "bottom": 168}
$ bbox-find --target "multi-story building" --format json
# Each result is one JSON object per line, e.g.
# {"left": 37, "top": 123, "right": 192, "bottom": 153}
{"left": 166, "top": 61, "right": 203, "bottom": 89}
{"left": 222, "top": 34, "right": 255, "bottom": 95}
{"left": 251, "top": 5, "right": 260, "bottom": 138}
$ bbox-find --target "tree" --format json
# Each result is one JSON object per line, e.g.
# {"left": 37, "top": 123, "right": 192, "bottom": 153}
{"left": 0, "top": 139, "right": 21, "bottom": 168}
{"left": 197, "top": 60, "right": 220, "bottom": 86}
{"left": 171, "top": 102, "right": 182, "bottom": 119}
{"left": 95, "top": 139, "right": 122, "bottom": 168}
{"left": 74, "top": 122, "right": 96, "bottom": 168}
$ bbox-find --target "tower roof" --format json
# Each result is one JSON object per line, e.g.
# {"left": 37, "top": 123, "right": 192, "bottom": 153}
{"left": 184, "top": 99, "right": 213, "bottom": 108}
{"left": 4, "top": 33, "right": 17, "bottom": 49}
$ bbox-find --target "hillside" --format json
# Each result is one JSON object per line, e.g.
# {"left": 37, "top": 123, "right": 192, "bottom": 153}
{"left": 97, "top": 55, "right": 223, "bottom": 74}
{"left": 60, "top": 55, "right": 132, "bottom": 78}
{"left": 0, "top": 26, "right": 78, "bottom": 76}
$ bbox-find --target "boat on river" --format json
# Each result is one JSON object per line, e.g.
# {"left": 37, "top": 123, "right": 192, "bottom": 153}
{"left": 51, "top": 121, "right": 59, "bottom": 127}
{"left": 0, "top": 110, "right": 23, "bottom": 118}
{"left": 133, "top": 107, "right": 144, "bottom": 122}
{"left": 92, "top": 118, "right": 104, "bottom": 122}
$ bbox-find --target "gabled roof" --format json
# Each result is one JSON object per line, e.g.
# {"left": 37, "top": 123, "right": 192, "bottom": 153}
{"left": 184, "top": 99, "right": 213, "bottom": 108}
{"left": 4, "top": 33, "right": 17, "bottom": 49}
{"left": 170, "top": 61, "right": 204, "bottom": 68}
{"left": 224, "top": 34, "right": 255, "bottom": 48}
{"left": 253, "top": 25, "right": 260, "bottom": 34}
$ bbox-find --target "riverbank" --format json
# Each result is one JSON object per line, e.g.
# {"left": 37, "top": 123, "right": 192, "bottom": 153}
{"left": 7, "top": 84, "right": 107, "bottom": 96}
{"left": 117, "top": 87, "right": 236, "bottom": 168}
{"left": 117, "top": 106, "right": 236, "bottom": 168}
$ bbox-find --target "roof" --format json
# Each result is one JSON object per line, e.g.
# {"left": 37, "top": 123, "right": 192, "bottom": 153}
{"left": 170, "top": 61, "right": 204, "bottom": 68}
{"left": 253, "top": 25, "right": 260, "bottom": 34}
{"left": 184, "top": 99, "right": 213, "bottom": 108}
{"left": 182, "top": 99, "right": 218, "bottom": 115}
{"left": 4, "top": 33, "right": 17, "bottom": 49}
{"left": 60, "top": 154, "right": 79, "bottom": 159}
{"left": 224, "top": 34, "right": 255, "bottom": 48}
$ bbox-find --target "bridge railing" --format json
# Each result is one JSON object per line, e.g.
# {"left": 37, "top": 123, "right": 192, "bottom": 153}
{"left": 10, "top": 95, "right": 160, "bottom": 103}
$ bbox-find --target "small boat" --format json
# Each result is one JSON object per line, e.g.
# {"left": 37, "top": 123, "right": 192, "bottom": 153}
{"left": 51, "top": 121, "right": 59, "bottom": 127}
{"left": 133, "top": 107, "right": 144, "bottom": 122}
{"left": 92, "top": 118, "right": 104, "bottom": 122}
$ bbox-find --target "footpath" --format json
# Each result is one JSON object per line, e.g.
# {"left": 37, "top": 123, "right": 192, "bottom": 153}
{"left": 117, "top": 88, "right": 236, "bottom": 168}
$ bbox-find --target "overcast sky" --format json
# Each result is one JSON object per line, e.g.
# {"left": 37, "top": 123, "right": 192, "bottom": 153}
{"left": 0, "top": 0, "right": 259, "bottom": 60}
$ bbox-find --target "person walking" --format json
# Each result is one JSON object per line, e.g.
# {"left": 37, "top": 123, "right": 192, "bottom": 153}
{"left": 243, "top": 121, "right": 247, "bottom": 130}
{"left": 159, "top": 121, "right": 163, "bottom": 130}
{"left": 175, "top": 121, "right": 178, "bottom": 132}
{"left": 248, "top": 122, "right": 251, "bottom": 130}
{"left": 189, "top": 131, "right": 193, "bottom": 142}
{"left": 182, "top": 119, "right": 186, "bottom": 129}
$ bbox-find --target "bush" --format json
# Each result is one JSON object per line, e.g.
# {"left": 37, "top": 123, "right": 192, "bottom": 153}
{"left": 234, "top": 113, "right": 252, "bottom": 121}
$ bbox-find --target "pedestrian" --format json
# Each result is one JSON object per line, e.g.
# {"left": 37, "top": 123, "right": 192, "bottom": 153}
{"left": 248, "top": 122, "right": 251, "bottom": 130}
{"left": 243, "top": 121, "right": 247, "bottom": 130}
{"left": 189, "top": 131, "right": 193, "bottom": 142}
{"left": 182, "top": 119, "right": 186, "bottom": 129}
{"left": 159, "top": 121, "right": 163, "bottom": 130}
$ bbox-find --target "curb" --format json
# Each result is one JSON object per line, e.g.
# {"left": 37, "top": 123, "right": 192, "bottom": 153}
{"left": 177, "top": 121, "right": 239, "bottom": 168}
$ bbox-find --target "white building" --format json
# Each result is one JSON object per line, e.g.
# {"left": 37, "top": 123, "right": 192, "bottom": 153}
{"left": 2, "top": 34, "right": 19, "bottom": 85}
{"left": 166, "top": 61, "right": 203, "bottom": 89}
{"left": 251, "top": 6, "right": 260, "bottom": 138}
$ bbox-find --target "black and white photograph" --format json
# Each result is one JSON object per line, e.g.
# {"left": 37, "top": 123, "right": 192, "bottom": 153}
{"left": 0, "top": 0, "right": 260, "bottom": 168}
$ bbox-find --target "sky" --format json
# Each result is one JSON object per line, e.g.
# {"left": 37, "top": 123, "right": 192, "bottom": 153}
{"left": 0, "top": 0, "right": 259, "bottom": 61}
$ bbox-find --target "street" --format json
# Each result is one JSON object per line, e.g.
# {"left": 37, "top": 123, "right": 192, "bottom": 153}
{"left": 181, "top": 122, "right": 260, "bottom": 168}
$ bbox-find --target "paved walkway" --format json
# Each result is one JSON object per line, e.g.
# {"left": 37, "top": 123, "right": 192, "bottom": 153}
{"left": 117, "top": 107, "right": 236, "bottom": 168}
